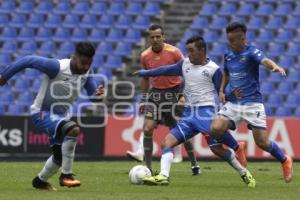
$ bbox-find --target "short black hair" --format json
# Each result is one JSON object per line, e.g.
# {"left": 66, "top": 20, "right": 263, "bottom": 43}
{"left": 185, "top": 35, "right": 206, "bottom": 53}
{"left": 226, "top": 22, "right": 247, "bottom": 34}
{"left": 75, "top": 42, "right": 95, "bottom": 58}
{"left": 148, "top": 24, "right": 164, "bottom": 35}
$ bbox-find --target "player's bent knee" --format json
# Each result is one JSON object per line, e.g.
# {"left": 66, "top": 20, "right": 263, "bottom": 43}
{"left": 255, "top": 140, "right": 269, "bottom": 150}
{"left": 67, "top": 126, "right": 80, "bottom": 137}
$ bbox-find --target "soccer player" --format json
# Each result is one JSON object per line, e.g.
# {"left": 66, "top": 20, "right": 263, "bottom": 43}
{"left": 127, "top": 24, "right": 201, "bottom": 175}
{"left": 134, "top": 36, "right": 256, "bottom": 187}
{"left": 210, "top": 22, "right": 293, "bottom": 183}
{"left": 0, "top": 42, "right": 104, "bottom": 191}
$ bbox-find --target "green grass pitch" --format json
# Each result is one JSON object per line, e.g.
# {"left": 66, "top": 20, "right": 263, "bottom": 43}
{"left": 0, "top": 161, "right": 298, "bottom": 200}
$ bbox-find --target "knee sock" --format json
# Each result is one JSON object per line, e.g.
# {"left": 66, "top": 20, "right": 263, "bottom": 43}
{"left": 183, "top": 141, "right": 198, "bottom": 166}
{"left": 267, "top": 141, "right": 286, "bottom": 163}
{"left": 61, "top": 136, "right": 77, "bottom": 174}
{"left": 143, "top": 134, "right": 153, "bottom": 170}
{"left": 224, "top": 149, "right": 247, "bottom": 176}
{"left": 160, "top": 147, "right": 174, "bottom": 177}
{"left": 38, "top": 156, "right": 60, "bottom": 182}
{"left": 220, "top": 132, "right": 239, "bottom": 150}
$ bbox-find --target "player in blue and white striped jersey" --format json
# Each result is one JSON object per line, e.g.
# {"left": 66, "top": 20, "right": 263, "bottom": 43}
{"left": 135, "top": 36, "right": 255, "bottom": 187}
{"left": 0, "top": 42, "right": 104, "bottom": 191}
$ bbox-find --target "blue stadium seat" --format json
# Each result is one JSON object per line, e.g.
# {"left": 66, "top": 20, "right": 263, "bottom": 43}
{"left": 71, "top": 28, "right": 87, "bottom": 42}
{"left": 17, "top": 92, "right": 33, "bottom": 105}
{"left": 256, "top": 4, "right": 274, "bottom": 16}
{"left": 191, "top": 16, "right": 208, "bottom": 30}
{"left": 18, "top": 27, "right": 34, "bottom": 42}
{"left": 88, "top": 29, "right": 106, "bottom": 42}
{"left": 219, "top": 3, "right": 237, "bottom": 16}
{"left": 80, "top": 15, "right": 97, "bottom": 29}
{"left": 0, "top": 104, "right": 5, "bottom": 114}
{"left": 91, "top": 55, "right": 104, "bottom": 70}
{"left": 97, "top": 15, "right": 114, "bottom": 29}
{"left": 285, "top": 94, "right": 300, "bottom": 108}
{"left": 203, "top": 30, "right": 219, "bottom": 43}
{"left": 115, "top": 15, "right": 133, "bottom": 30}
{"left": 259, "top": 68, "right": 268, "bottom": 79}
{"left": 13, "top": 78, "right": 30, "bottom": 92}
{"left": 35, "top": 1, "right": 53, "bottom": 14}
{"left": 286, "top": 69, "right": 300, "bottom": 83}
{"left": 0, "top": 1, "right": 15, "bottom": 14}
{"left": 114, "top": 42, "right": 132, "bottom": 56}
{"left": 45, "top": 14, "right": 61, "bottom": 28}
{"left": 124, "top": 29, "right": 142, "bottom": 43}
{"left": 267, "top": 94, "right": 283, "bottom": 108}
{"left": 30, "top": 79, "right": 41, "bottom": 92}
{"left": 284, "top": 16, "right": 300, "bottom": 29}
{"left": 275, "top": 107, "right": 291, "bottom": 117}
{"left": 256, "top": 30, "right": 274, "bottom": 43}
{"left": 126, "top": 2, "right": 143, "bottom": 16}
{"left": 0, "top": 14, "right": 8, "bottom": 28}
{"left": 57, "top": 42, "right": 75, "bottom": 57}
{"left": 199, "top": 3, "right": 217, "bottom": 16}
{"left": 16, "top": 1, "right": 33, "bottom": 14}
{"left": 27, "top": 14, "right": 44, "bottom": 28}
{"left": 265, "top": 16, "right": 284, "bottom": 30}
{"left": 38, "top": 41, "right": 56, "bottom": 57}
{"left": 295, "top": 107, "right": 300, "bottom": 117}
{"left": 210, "top": 43, "right": 228, "bottom": 56}
{"left": 36, "top": 27, "right": 52, "bottom": 42}
{"left": 90, "top": 2, "right": 107, "bottom": 15}
{"left": 103, "top": 55, "right": 122, "bottom": 69}
{"left": 7, "top": 104, "right": 26, "bottom": 115}
{"left": 260, "top": 82, "right": 274, "bottom": 95}
{"left": 1, "top": 41, "right": 17, "bottom": 54}
{"left": 106, "top": 29, "right": 123, "bottom": 43}
{"left": 0, "top": 53, "right": 11, "bottom": 67}
{"left": 268, "top": 72, "right": 285, "bottom": 83}
{"left": 276, "top": 82, "right": 293, "bottom": 95}
{"left": 132, "top": 15, "right": 150, "bottom": 30}
{"left": 210, "top": 16, "right": 228, "bottom": 30}
{"left": 275, "top": 30, "right": 293, "bottom": 43}
{"left": 246, "top": 30, "right": 257, "bottom": 42}
{"left": 53, "top": 1, "right": 71, "bottom": 15}
{"left": 19, "top": 41, "right": 37, "bottom": 55}
{"left": 143, "top": 2, "right": 160, "bottom": 16}
{"left": 63, "top": 14, "right": 79, "bottom": 28}
{"left": 294, "top": 31, "right": 300, "bottom": 43}
{"left": 53, "top": 28, "right": 70, "bottom": 42}
{"left": 274, "top": 3, "right": 293, "bottom": 16}
{"left": 292, "top": 4, "right": 300, "bottom": 16}
{"left": 278, "top": 56, "right": 295, "bottom": 70}
{"left": 264, "top": 105, "right": 274, "bottom": 116}
{"left": 23, "top": 69, "right": 41, "bottom": 81}
{"left": 107, "top": 2, "right": 125, "bottom": 16}
{"left": 176, "top": 43, "right": 187, "bottom": 56}
{"left": 286, "top": 43, "right": 300, "bottom": 56}
{"left": 0, "top": 92, "right": 14, "bottom": 104}
{"left": 72, "top": 1, "right": 89, "bottom": 15}
{"left": 267, "top": 43, "right": 285, "bottom": 57}
{"left": 0, "top": 27, "right": 17, "bottom": 41}
{"left": 248, "top": 17, "right": 264, "bottom": 30}
{"left": 96, "top": 42, "right": 113, "bottom": 56}
{"left": 236, "top": 3, "right": 254, "bottom": 16}
{"left": 9, "top": 14, "right": 26, "bottom": 28}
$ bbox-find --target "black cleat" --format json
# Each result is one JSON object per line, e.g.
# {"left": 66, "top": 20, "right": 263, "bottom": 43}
{"left": 191, "top": 165, "right": 202, "bottom": 176}
{"left": 32, "top": 176, "right": 57, "bottom": 191}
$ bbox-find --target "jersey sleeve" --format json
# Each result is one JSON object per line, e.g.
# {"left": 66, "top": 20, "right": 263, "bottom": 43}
{"left": 212, "top": 68, "right": 222, "bottom": 94}
{"left": 139, "top": 60, "right": 184, "bottom": 77}
{"left": 250, "top": 47, "right": 265, "bottom": 65}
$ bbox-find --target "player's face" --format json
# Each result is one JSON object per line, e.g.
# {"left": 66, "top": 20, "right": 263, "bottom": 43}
{"left": 148, "top": 29, "right": 165, "bottom": 52}
{"left": 70, "top": 54, "right": 93, "bottom": 74}
{"left": 186, "top": 42, "right": 202, "bottom": 65}
{"left": 227, "top": 31, "right": 246, "bottom": 53}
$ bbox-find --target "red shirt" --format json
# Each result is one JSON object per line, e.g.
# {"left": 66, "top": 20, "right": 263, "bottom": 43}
{"left": 140, "top": 43, "right": 183, "bottom": 89}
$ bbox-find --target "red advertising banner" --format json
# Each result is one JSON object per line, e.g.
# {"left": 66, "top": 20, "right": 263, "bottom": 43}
{"left": 104, "top": 116, "right": 300, "bottom": 160}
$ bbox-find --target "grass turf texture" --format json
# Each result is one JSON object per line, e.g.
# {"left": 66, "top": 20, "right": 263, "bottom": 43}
{"left": 0, "top": 161, "right": 298, "bottom": 200}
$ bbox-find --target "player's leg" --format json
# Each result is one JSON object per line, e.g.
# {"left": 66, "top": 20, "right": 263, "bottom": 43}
{"left": 126, "top": 131, "right": 144, "bottom": 162}
{"left": 143, "top": 118, "right": 157, "bottom": 171}
{"left": 173, "top": 144, "right": 183, "bottom": 163}
{"left": 183, "top": 140, "right": 201, "bottom": 175}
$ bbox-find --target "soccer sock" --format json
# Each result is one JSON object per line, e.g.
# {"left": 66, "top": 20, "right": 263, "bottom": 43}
{"left": 160, "top": 147, "right": 174, "bottom": 177}
{"left": 38, "top": 156, "right": 60, "bottom": 182}
{"left": 224, "top": 149, "right": 247, "bottom": 176}
{"left": 220, "top": 131, "right": 239, "bottom": 150}
{"left": 267, "top": 141, "right": 286, "bottom": 163}
{"left": 143, "top": 134, "right": 153, "bottom": 170}
{"left": 61, "top": 136, "right": 77, "bottom": 174}
{"left": 174, "top": 145, "right": 182, "bottom": 158}
{"left": 183, "top": 141, "right": 198, "bottom": 166}
{"left": 136, "top": 131, "right": 144, "bottom": 155}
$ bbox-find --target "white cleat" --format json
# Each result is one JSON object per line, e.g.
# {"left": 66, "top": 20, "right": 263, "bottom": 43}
{"left": 173, "top": 156, "right": 183, "bottom": 163}
{"left": 126, "top": 151, "right": 143, "bottom": 162}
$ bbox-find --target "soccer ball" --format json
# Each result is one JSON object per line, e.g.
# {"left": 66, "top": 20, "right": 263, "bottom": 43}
{"left": 128, "top": 165, "right": 151, "bottom": 185}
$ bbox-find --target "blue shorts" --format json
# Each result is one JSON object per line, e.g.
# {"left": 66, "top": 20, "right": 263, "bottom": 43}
{"left": 31, "top": 112, "right": 66, "bottom": 146}
{"left": 170, "top": 106, "right": 220, "bottom": 146}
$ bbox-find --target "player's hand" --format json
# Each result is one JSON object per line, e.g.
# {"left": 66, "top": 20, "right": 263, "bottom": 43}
{"left": 0, "top": 75, "right": 6, "bottom": 86}
{"left": 274, "top": 67, "right": 286, "bottom": 77}
{"left": 232, "top": 88, "right": 242, "bottom": 99}
{"left": 95, "top": 85, "right": 105, "bottom": 96}
{"left": 132, "top": 70, "right": 141, "bottom": 76}
{"left": 219, "top": 91, "right": 226, "bottom": 103}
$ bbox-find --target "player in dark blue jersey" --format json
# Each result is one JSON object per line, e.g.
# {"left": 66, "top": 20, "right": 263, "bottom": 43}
{"left": 211, "top": 22, "right": 293, "bottom": 183}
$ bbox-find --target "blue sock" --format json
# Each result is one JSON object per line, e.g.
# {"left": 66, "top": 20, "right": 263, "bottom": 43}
{"left": 268, "top": 141, "right": 286, "bottom": 163}
{"left": 220, "top": 132, "right": 239, "bottom": 150}
{"left": 162, "top": 147, "right": 173, "bottom": 154}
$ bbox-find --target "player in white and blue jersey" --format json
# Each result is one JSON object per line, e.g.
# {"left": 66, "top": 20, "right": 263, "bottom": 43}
{"left": 135, "top": 36, "right": 256, "bottom": 187}
{"left": 210, "top": 22, "right": 293, "bottom": 183}
{"left": 0, "top": 42, "right": 104, "bottom": 191}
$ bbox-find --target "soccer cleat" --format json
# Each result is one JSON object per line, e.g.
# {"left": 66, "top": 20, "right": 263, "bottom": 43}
{"left": 191, "top": 165, "right": 201, "bottom": 176}
{"left": 32, "top": 176, "right": 57, "bottom": 191}
{"left": 59, "top": 174, "right": 81, "bottom": 187}
{"left": 126, "top": 150, "right": 143, "bottom": 162}
{"left": 143, "top": 174, "right": 169, "bottom": 186}
{"left": 241, "top": 170, "right": 256, "bottom": 188}
{"left": 282, "top": 155, "right": 293, "bottom": 183}
{"left": 236, "top": 141, "right": 247, "bottom": 167}
{"left": 172, "top": 156, "right": 183, "bottom": 163}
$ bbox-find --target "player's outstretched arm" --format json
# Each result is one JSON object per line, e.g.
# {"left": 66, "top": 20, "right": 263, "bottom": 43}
{"left": 84, "top": 76, "right": 105, "bottom": 102}
{"left": 261, "top": 58, "right": 286, "bottom": 76}
{"left": 0, "top": 55, "right": 60, "bottom": 85}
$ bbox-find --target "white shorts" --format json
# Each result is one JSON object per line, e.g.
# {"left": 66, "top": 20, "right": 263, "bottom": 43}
{"left": 218, "top": 102, "right": 267, "bottom": 130}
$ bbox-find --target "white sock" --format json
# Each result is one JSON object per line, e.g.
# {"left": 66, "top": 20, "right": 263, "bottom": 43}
{"left": 160, "top": 150, "right": 174, "bottom": 177}
{"left": 174, "top": 145, "right": 182, "bottom": 158}
{"left": 61, "top": 136, "right": 77, "bottom": 174}
{"left": 136, "top": 131, "right": 144, "bottom": 155}
{"left": 38, "top": 156, "right": 60, "bottom": 182}
{"left": 225, "top": 149, "right": 247, "bottom": 175}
